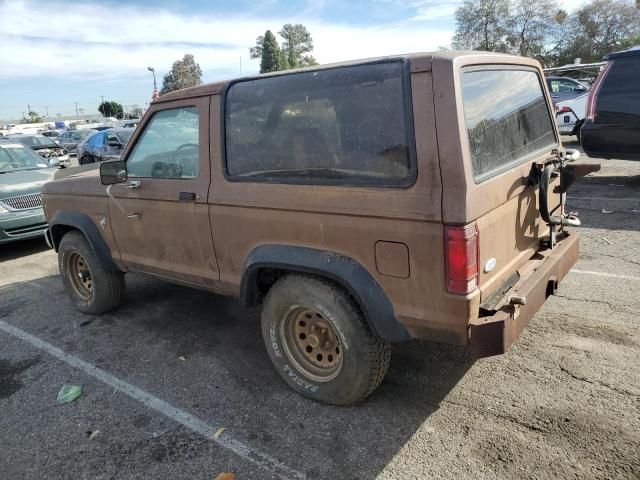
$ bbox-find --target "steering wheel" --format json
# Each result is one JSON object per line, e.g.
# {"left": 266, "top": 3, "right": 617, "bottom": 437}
{"left": 174, "top": 143, "right": 199, "bottom": 177}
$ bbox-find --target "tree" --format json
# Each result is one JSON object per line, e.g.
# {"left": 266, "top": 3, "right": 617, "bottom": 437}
{"left": 452, "top": 0, "right": 512, "bottom": 52}
{"left": 160, "top": 54, "right": 203, "bottom": 95}
{"left": 27, "top": 111, "right": 41, "bottom": 123}
{"left": 259, "top": 30, "right": 282, "bottom": 73}
{"left": 452, "top": 0, "right": 639, "bottom": 67}
{"left": 278, "top": 24, "right": 318, "bottom": 68}
{"left": 98, "top": 101, "right": 124, "bottom": 119}
{"left": 250, "top": 24, "right": 319, "bottom": 72}
{"left": 128, "top": 105, "right": 144, "bottom": 119}
{"left": 556, "top": 0, "right": 640, "bottom": 65}
{"left": 508, "top": 0, "right": 561, "bottom": 58}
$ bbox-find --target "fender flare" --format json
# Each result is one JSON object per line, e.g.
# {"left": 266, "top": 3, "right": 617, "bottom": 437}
{"left": 48, "top": 211, "right": 122, "bottom": 272}
{"left": 240, "top": 244, "right": 410, "bottom": 342}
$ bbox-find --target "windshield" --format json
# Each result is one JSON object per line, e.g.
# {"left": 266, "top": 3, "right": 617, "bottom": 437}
{"left": 13, "top": 135, "right": 58, "bottom": 148}
{"left": 78, "top": 129, "right": 96, "bottom": 139}
{"left": 0, "top": 144, "right": 51, "bottom": 173}
{"left": 115, "top": 129, "right": 134, "bottom": 144}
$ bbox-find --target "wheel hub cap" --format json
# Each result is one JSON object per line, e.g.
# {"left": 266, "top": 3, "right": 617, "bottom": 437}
{"left": 281, "top": 307, "right": 343, "bottom": 382}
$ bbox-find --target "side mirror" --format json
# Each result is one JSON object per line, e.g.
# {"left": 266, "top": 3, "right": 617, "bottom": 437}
{"left": 100, "top": 160, "right": 127, "bottom": 185}
{"left": 107, "top": 140, "right": 121, "bottom": 147}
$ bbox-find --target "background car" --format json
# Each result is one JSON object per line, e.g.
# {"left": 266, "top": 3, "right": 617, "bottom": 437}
{"left": 77, "top": 128, "right": 134, "bottom": 165}
{"left": 41, "top": 130, "right": 61, "bottom": 139}
{"left": 57, "top": 129, "right": 97, "bottom": 156}
{"left": 8, "top": 134, "right": 70, "bottom": 168}
{"left": 0, "top": 138, "right": 56, "bottom": 244}
{"left": 546, "top": 76, "right": 589, "bottom": 103}
{"left": 581, "top": 47, "right": 640, "bottom": 160}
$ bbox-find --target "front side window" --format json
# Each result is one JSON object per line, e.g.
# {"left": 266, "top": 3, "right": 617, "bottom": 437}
{"left": 461, "top": 68, "right": 556, "bottom": 182}
{"left": 126, "top": 107, "right": 199, "bottom": 179}
{"left": 225, "top": 61, "right": 413, "bottom": 185}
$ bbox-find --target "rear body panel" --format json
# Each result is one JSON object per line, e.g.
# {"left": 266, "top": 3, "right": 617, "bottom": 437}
{"left": 432, "top": 54, "right": 564, "bottom": 310}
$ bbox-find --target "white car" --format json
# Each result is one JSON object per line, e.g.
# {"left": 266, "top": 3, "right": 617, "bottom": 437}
{"left": 554, "top": 92, "right": 589, "bottom": 137}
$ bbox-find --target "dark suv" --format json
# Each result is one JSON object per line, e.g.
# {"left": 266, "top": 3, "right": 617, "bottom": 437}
{"left": 581, "top": 47, "right": 640, "bottom": 160}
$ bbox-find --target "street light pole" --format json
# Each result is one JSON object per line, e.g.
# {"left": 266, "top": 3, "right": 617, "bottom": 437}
{"left": 148, "top": 66, "right": 157, "bottom": 90}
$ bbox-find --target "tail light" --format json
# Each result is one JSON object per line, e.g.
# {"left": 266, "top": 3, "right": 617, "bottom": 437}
{"left": 585, "top": 61, "right": 613, "bottom": 122}
{"left": 445, "top": 224, "right": 479, "bottom": 295}
{"left": 556, "top": 105, "right": 571, "bottom": 114}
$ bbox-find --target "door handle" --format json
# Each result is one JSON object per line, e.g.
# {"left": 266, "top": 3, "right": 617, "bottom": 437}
{"left": 179, "top": 191, "right": 196, "bottom": 201}
{"left": 126, "top": 180, "right": 141, "bottom": 189}
{"left": 126, "top": 213, "right": 139, "bottom": 219}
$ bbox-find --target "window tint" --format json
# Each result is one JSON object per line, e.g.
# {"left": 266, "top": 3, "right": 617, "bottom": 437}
{"left": 126, "top": 107, "right": 199, "bottom": 179}
{"left": 461, "top": 68, "right": 556, "bottom": 182}
{"left": 598, "top": 57, "right": 640, "bottom": 125}
{"left": 225, "top": 61, "right": 412, "bottom": 185}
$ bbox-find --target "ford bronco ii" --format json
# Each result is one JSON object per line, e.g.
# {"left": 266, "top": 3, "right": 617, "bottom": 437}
{"left": 42, "top": 52, "right": 593, "bottom": 405}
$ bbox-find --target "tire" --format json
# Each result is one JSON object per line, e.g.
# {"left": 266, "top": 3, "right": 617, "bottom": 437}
{"left": 58, "top": 230, "right": 124, "bottom": 314}
{"left": 261, "top": 274, "right": 391, "bottom": 405}
{"left": 79, "top": 155, "right": 91, "bottom": 165}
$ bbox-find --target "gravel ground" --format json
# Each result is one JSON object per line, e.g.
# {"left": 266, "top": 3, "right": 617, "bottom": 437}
{"left": 1, "top": 139, "right": 638, "bottom": 479}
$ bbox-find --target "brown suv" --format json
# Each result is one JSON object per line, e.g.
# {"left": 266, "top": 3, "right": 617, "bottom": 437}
{"left": 42, "top": 52, "right": 593, "bottom": 405}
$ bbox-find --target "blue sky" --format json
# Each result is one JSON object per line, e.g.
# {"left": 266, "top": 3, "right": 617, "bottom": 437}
{"left": 0, "top": 0, "right": 586, "bottom": 121}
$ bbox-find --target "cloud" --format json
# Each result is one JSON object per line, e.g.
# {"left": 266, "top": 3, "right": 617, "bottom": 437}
{"left": 0, "top": 0, "right": 453, "bottom": 81}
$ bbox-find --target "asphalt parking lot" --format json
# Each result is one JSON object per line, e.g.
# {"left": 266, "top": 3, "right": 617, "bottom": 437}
{"left": 1, "top": 139, "right": 639, "bottom": 480}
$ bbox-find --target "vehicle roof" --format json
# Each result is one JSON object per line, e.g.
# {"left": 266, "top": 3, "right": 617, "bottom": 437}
{"left": 604, "top": 46, "right": 640, "bottom": 60}
{"left": 155, "top": 51, "right": 532, "bottom": 103}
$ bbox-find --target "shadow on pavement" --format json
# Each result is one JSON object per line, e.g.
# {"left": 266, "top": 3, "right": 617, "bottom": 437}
{"left": 0, "top": 237, "right": 49, "bottom": 263}
{"left": 0, "top": 272, "right": 474, "bottom": 478}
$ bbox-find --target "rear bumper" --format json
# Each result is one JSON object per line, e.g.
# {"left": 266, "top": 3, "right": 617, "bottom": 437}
{"left": 469, "top": 232, "right": 579, "bottom": 357}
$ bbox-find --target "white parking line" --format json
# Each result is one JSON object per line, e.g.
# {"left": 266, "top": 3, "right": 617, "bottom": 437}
{"left": 571, "top": 269, "right": 640, "bottom": 282}
{"left": 0, "top": 319, "right": 305, "bottom": 480}
{"left": 567, "top": 196, "right": 640, "bottom": 203}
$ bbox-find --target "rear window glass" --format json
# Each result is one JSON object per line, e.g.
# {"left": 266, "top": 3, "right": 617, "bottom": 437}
{"left": 597, "top": 57, "right": 640, "bottom": 124}
{"left": 224, "top": 61, "right": 413, "bottom": 185}
{"left": 461, "top": 68, "right": 556, "bottom": 182}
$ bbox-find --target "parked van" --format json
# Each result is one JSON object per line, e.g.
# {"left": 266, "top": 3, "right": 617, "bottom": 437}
{"left": 42, "top": 52, "right": 592, "bottom": 405}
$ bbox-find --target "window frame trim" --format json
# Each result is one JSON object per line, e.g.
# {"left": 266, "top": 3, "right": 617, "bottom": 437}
{"left": 460, "top": 64, "right": 559, "bottom": 185}
{"left": 220, "top": 58, "right": 418, "bottom": 188}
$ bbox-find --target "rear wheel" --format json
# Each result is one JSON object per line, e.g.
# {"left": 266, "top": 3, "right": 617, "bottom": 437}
{"left": 58, "top": 231, "right": 124, "bottom": 314}
{"left": 261, "top": 274, "right": 391, "bottom": 405}
{"left": 79, "top": 155, "right": 92, "bottom": 165}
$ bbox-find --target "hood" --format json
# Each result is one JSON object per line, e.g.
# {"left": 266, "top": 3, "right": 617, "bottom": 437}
{"left": 42, "top": 165, "right": 105, "bottom": 197}
{"left": 0, "top": 168, "right": 57, "bottom": 198}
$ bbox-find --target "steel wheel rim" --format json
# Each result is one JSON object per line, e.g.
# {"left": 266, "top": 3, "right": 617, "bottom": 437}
{"left": 280, "top": 306, "right": 343, "bottom": 383}
{"left": 66, "top": 252, "right": 93, "bottom": 301}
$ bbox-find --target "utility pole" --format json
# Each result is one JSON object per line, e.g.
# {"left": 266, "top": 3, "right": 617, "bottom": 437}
{"left": 45, "top": 106, "right": 49, "bottom": 118}
{"left": 74, "top": 102, "right": 79, "bottom": 116}
{"left": 100, "top": 96, "right": 105, "bottom": 117}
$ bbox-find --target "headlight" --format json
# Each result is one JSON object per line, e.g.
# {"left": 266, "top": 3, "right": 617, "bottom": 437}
{"left": 0, "top": 204, "right": 8, "bottom": 213}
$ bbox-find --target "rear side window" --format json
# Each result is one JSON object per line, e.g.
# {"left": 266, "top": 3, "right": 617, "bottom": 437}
{"left": 224, "top": 61, "right": 414, "bottom": 185}
{"left": 461, "top": 68, "right": 556, "bottom": 182}
{"left": 597, "top": 57, "right": 640, "bottom": 124}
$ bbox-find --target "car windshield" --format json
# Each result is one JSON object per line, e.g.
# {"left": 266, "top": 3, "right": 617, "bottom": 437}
{"left": 115, "top": 130, "right": 134, "bottom": 144}
{"left": 0, "top": 143, "right": 51, "bottom": 173}
{"left": 13, "top": 135, "right": 58, "bottom": 148}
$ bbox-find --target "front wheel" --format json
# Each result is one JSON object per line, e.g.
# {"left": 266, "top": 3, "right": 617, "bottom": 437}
{"left": 58, "top": 231, "right": 125, "bottom": 314}
{"left": 261, "top": 274, "right": 391, "bottom": 405}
